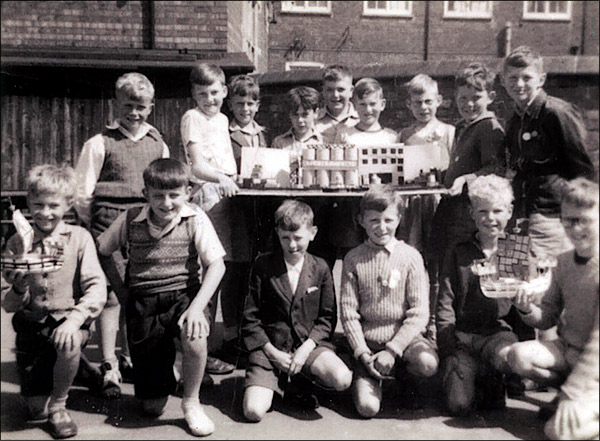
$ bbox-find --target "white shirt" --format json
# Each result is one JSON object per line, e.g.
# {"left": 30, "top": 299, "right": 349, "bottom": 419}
{"left": 73, "top": 121, "right": 170, "bottom": 224}
{"left": 284, "top": 256, "right": 305, "bottom": 294}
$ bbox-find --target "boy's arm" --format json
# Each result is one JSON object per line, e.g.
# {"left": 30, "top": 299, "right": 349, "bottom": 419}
{"left": 73, "top": 135, "right": 105, "bottom": 227}
{"left": 241, "top": 260, "right": 272, "bottom": 351}
{"left": 475, "top": 119, "right": 506, "bottom": 177}
{"left": 67, "top": 229, "right": 107, "bottom": 327}
{"left": 96, "top": 210, "right": 129, "bottom": 295}
{"left": 307, "top": 262, "right": 337, "bottom": 345}
{"left": 385, "top": 252, "right": 429, "bottom": 358}
{"left": 1, "top": 235, "right": 31, "bottom": 312}
{"left": 340, "top": 256, "right": 371, "bottom": 359}
{"left": 436, "top": 249, "right": 459, "bottom": 359}
{"left": 516, "top": 266, "right": 562, "bottom": 330}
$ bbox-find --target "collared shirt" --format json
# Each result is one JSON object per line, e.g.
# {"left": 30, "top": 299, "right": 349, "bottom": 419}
{"left": 315, "top": 103, "right": 360, "bottom": 144}
{"left": 334, "top": 125, "right": 398, "bottom": 146}
{"left": 229, "top": 120, "right": 266, "bottom": 148}
{"left": 73, "top": 121, "right": 170, "bottom": 224}
{"left": 97, "top": 203, "right": 226, "bottom": 271}
{"left": 399, "top": 119, "right": 455, "bottom": 170}
{"left": 180, "top": 108, "right": 237, "bottom": 177}
{"left": 2, "top": 221, "right": 107, "bottom": 327}
{"left": 443, "top": 110, "right": 505, "bottom": 188}
{"left": 284, "top": 256, "right": 305, "bottom": 294}
{"left": 271, "top": 127, "right": 323, "bottom": 158}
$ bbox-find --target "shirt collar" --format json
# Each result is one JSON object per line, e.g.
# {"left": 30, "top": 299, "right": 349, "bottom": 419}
{"left": 284, "top": 255, "right": 305, "bottom": 272}
{"left": 317, "top": 102, "right": 359, "bottom": 123}
{"left": 106, "top": 121, "right": 156, "bottom": 142}
{"left": 32, "top": 221, "right": 70, "bottom": 246}
{"left": 133, "top": 203, "right": 198, "bottom": 224}
{"left": 281, "top": 127, "right": 323, "bottom": 143}
{"left": 366, "top": 237, "right": 399, "bottom": 253}
{"left": 229, "top": 119, "right": 264, "bottom": 135}
{"left": 515, "top": 89, "right": 546, "bottom": 119}
{"left": 459, "top": 110, "right": 496, "bottom": 129}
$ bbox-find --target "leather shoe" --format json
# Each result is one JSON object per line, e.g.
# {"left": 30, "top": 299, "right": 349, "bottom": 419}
{"left": 205, "top": 356, "right": 235, "bottom": 375}
{"left": 48, "top": 409, "right": 78, "bottom": 439}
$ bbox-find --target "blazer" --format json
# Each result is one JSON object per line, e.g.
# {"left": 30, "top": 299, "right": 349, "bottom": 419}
{"left": 242, "top": 251, "right": 337, "bottom": 368}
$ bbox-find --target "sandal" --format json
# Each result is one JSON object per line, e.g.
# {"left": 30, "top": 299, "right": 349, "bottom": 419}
{"left": 205, "top": 356, "right": 234, "bottom": 375}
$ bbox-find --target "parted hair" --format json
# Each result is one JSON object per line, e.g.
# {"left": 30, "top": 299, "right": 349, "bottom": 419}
{"left": 404, "top": 74, "right": 439, "bottom": 96}
{"left": 360, "top": 185, "right": 404, "bottom": 217}
{"left": 26, "top": 163, "right": 77, "bottom": 203}
{"left": 143, "top": 158, "right": 190, "bottom": 190}
{"left": 274, "top": 199, "right": 314, "bottom": 231}
{"left": 559, "top": 177, "right": 599, "bottom": 209}
{"left": 228, "top": 74, "right": 260, "bottom": 101}
{"left": 322, "top": 64, "right": 353, "bottom": 83}
{"left": 455, "top": 62, "right": 496, "bottom": 92}
{"left": 468, "top": 174, "right": 514, "bottom": 207}
{"left": 353, "top": 78, "right": 384, "bottom": 101}
{"left": 285, "top": 86, "right": 321, "bottom": 113}
{"left": 190, "top": 63, "right": 226, "bottom": 87}
{"left": 503, "top": 45, "right": 544, "bottom": 74}
{"left": 115, "top": 72, "right": 155, "bottom": 101}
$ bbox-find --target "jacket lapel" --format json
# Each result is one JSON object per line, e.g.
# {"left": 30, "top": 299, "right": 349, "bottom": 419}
{"left": 294, "top": 254, "right": 316, "bottom": 300}
{"left": 269, "top": 252, "right": 294, "bottom": 305}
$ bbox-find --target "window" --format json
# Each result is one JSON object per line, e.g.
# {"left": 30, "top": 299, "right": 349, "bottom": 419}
{"left": 363, "top": 1, "right": 412, "bottom": 17}
{"left": 284, "top": 61, "right": 325, "bottom": 71}
{"left": 523, "top": 1, "right": 571, "bottom": 20}
{"left": 443, "top": 1, "right": 492, "bottom": 19}
{"left": 281, "top": 1, "right": 331, "bottom": 14}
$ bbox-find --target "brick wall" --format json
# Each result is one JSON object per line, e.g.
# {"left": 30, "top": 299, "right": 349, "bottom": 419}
{"left": 269, "top": 1, "right": 598, "bottom": 71}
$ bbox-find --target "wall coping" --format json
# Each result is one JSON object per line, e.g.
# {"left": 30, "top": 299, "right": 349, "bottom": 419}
{"left": 254, "top": 56, "right": 599, "bottom": 85}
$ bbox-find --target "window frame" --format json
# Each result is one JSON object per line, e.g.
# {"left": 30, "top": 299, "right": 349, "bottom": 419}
{"left": 362, "top": 1, "right": 413, "bottom": 18}
{"left": 284, "top": 61, "right": 325, "bottom": 71}
{"left": 522, "top": 1, "right": 572, "bottom": 21}
{"left": 443, "top": 1, "right": 493, "bottom": 19}
{"left": 280, "top": 1, "right": 332, "bottom": 15}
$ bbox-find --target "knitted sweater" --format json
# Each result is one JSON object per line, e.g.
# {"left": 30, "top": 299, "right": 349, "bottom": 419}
{"left": 520, "top": 250, "right": 598, "bottom": 353}
{"left": 341, "top": 238, "right": 429, "bottom": 359}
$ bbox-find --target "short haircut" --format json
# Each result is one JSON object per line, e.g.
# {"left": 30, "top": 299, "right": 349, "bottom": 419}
{"left": 26, "top": 163, "right": 77, "bottom": 203}
{"left": 285, "top": 86, "right": 320, "bottom": 113}
{"left": 404, "top": 74, "right": 439, "bottom": 96}
{"left": 143, "top": 158, "right": 190, "bottom": 190}
{"left": 503, "top": 45, "right": 544, "bottom": 74}
{"left": 455, "top": 62, "right": 496, "bottom": 92}
{"left": 228, "top": 74, "right": 260, "bottom": 101}
{"left": 353, "top": 78, "right": 383, "bottom": 101}
{"left": 190, "top": 63, "right": 226, "bottom": 87}
{"left": 559, "top": 177, "right": 599, "bottom": 209}
{"left": 360, "top": 185, "right": 404, "bottom": 217}
{"left": 468, "top": 174, "right": 514, "bottom": 207}
{"left": 322, "top": 64, "right": 352, "bottom": 83}
{"left": 115, "top": 72, "right": 155, "bottom": 101}
{"left": 274, "top": 199, "right": 314, "bottom": 231}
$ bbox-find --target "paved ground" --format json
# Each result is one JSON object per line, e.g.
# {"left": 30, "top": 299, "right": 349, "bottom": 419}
{"left": 1, "top": 262, "right": 555, "bottom": 440}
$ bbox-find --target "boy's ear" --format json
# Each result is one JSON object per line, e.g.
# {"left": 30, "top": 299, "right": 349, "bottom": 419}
{"left": 405, "top": 98, "right": 412, "bottom": 109}
{"left": 507, "top": 203, "right": 514, "bottom": 218}
{"left": 381, "top": 98, "right": 387, "bottom": 110}
{"left": 310, "top": 225, "right": 318, "bottom": 240}
{"left": 222, "top": 84, "right": 229, "bottom": 97}
{"left": 142, "top": 187, "right": 148, "bottom": 200}
{"left": 185, "top": 186, "right": 192, "bottom": 200}
{"left": 488, "top": 90, "right": 496, "bottom": 103}
{"left": 538, "top": 72, "right": 547, "bottom": 88}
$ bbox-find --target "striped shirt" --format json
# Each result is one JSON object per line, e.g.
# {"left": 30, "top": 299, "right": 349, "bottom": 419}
{"left": 341, "top": 238, "right": 429, "bottom": 359}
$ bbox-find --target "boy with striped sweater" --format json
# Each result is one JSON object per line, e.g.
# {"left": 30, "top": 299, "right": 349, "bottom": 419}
{"left": 341, "top": 185, "right": 438, "bottom": 418}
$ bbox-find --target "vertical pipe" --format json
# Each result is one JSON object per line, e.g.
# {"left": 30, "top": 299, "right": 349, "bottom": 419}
{"left": 580, "top": 0, "right": 587, "bottom": 55}
{"left": 505, "top": 21, "right": 512, "bottom": 57}
{"left": 143, "top": 1, "right": 155, "bottom": 50}
{"left": 423, "top": 1, "right": 430, "bottom": 61}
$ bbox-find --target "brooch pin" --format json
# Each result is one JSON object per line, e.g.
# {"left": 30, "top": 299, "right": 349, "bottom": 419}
{"left": 522, "top": 131, "right": 538, "bottom": 141}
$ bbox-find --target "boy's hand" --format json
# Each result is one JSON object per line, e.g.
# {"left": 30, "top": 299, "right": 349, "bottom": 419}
{"left": 3, "top": 269, "right": 29, "bottom": 294}
{"left": 288, "top": 339, "right": 316, "bottom": 376}
{"left": 218, "top": 175, "right": 239, "bottom": 198}
{"left": 359, "top": 353, "right": 386, "bottom": 380}
{"left": 177, "top": 306, "right": 209, "bottom": 341}
{"left": 51, "top": 319, "right": 82, "bottom": 352}
{"left": 373, "top": 349, "right": 396, "bottom": 376}
{"left": 448, "top": 173, "right": 476, "bottom": 196}
{"left": 513, "top": 285, "right": 536, "bottom": 314}
{"left": 265, "top": 346, "right": 292, "bottom": 373}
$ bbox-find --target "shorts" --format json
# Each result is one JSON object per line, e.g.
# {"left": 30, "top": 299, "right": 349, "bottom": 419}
{"left": 12, "top": 311, "right": 90, "bottom": 397}
{"left": 244, "top": 345, "right": 331, "bottom": 393}
{"left": 126, "top": 286, "right": 209, "bottom": 399}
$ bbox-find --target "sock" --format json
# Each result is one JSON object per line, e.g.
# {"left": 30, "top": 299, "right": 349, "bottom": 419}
{"left": 182, "top": 398, "right": 214, "bottom": 436}
{"left": 48, "top": 395, "right": 69, "bottom": 414}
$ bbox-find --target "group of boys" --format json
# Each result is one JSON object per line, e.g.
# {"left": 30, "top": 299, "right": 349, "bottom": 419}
{"left": 1, "top": 45, "right": 597, "bottom": 441}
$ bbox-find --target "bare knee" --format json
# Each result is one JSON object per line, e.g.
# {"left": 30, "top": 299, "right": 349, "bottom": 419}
{"left": 507, "top": 345, "right": 529, "bottom": 375}
{"left": 243, "top": 397, "right": 269, "bottom": 423}
{"left": 408, "top": 352, "right": 439, "bottom": 378}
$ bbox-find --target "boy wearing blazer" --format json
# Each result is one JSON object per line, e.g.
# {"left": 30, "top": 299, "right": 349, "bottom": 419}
{"left": 241, "top": 200, "right": 352, "bottom": 422}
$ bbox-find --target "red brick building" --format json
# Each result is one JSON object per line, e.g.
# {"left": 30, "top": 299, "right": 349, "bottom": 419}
{"left": 268, "top": 1, "right": 599, "bottom": 71}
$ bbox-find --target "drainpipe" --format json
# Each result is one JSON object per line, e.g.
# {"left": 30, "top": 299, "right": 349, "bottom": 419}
{"left": 580, "top": 0, "right": 587, "bottom": 55}
{"left": 143, "top": 0, "right": 155, "bottom": 50}
{"left": 504, "top": 21, "right": 512, "bottom": 57}
{"left": 423, "top": 1, "right": 430, "bottom": 61}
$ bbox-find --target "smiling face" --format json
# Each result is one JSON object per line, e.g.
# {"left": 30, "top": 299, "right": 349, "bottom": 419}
{"left": 228, "top": 94, "right": 260, "bottom": 127}
{"left": 560, "top": 202, "right": 599, "bottom": 258}
{"left": 290, "top": 105, "right": 318, "bottom": 139}
{"left": 407, "top": 89, "right": 442, "bottom": 124}
{"left": 455, "top": 85, "right": 495, "bottom": 123}
{"left": 359, "top": 205, "right": 400, "bottom": 247}
{"left": 322, "top": 78, "right": 354, "bottom": 118}
{"left": 354, "top": 92, "right": 385, "bottom": 129}
{"left": 114, "top": 91, "right": 154, "bottom": 136}
{"left": 143, "top": 185, "right": 191, "bottom": 228}
{"left": 470, "top": 197, "right": 513, "bottom": 241}
{"left": 502, "top": 65, "right": 546, "bottom": 109}
{"left": 276, "top": 224, "right": 317, "bottom": 265}
{"left": 192, "top": 81, "right": 228, "bottom": 118}
{"left": 28, "top": 193, "right": 72, "bottom": 235}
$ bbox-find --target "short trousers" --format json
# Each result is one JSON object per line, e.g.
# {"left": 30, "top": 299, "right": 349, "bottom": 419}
{"left": 125, "top": 286, "right": 209, "bottom": 399}
{"left": 244, "top": 345, "right": 331, "bottom": 393}
{"left": 12, "top": 311, "right": 90, "bottom": 397}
